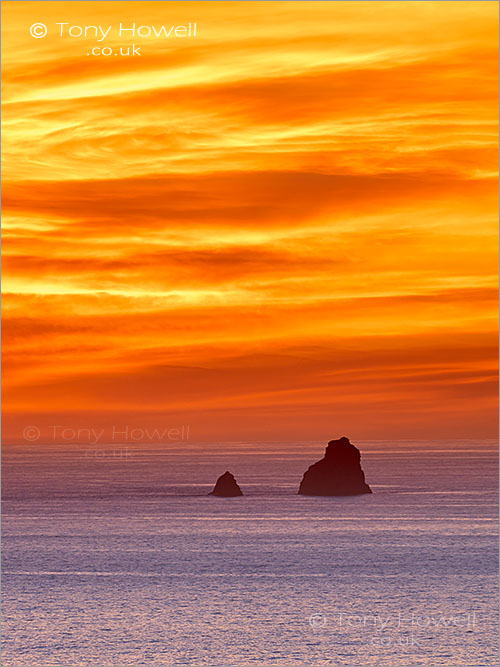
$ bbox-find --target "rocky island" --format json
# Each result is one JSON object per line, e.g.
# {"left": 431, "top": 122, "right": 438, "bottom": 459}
{"left": 298, "top": 437, "right": 372, "bottom": 496}
{"left": 210, "top": 471, "right": 243, "bottom": 497}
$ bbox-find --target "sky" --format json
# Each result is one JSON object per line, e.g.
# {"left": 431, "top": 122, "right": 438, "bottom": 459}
{"left": 1, "top": 1, "right": 498, "bottom": 444}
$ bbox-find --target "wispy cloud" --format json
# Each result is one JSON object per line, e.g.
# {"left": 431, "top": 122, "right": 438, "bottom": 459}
{"left": 1, "top": 0, "right": 498, "bottom": 441}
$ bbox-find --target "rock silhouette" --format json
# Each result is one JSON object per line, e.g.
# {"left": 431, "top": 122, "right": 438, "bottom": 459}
{"left": 298, "top": 437, "right": 372, "bottom": 496}
{"left": 210, "top": 471, "right": 243, "bottom": 497}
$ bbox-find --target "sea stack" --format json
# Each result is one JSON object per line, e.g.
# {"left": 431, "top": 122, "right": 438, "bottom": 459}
{"left": 298, "top": 437, "right": 372, "bottom": 496}
{"left": 210, "top": 471, "right": 243, "bottom": 497}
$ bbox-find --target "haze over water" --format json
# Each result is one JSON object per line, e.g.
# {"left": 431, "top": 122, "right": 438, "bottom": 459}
{"left": 2, "top": 440, "right": 498, "bottom": 666}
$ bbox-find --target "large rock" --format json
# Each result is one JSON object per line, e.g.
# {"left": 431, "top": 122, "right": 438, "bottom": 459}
{"left": 298, "top": 437, "right": 372, "bottom": 496}
{"left": 210, "top": 471, "right": 243, "bottom": 497}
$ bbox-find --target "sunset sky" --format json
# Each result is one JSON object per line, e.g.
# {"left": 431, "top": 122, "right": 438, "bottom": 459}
{"left": 1, "top": 1, "right": 498, "bottom": 443}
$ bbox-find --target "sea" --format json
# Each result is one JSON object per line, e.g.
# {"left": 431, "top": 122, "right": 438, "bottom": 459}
{"left": 1, "top": 440, "right": 498, "bottom": 666}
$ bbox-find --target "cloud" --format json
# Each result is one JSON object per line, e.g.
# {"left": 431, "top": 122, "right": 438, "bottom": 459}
{"left": 2, "top": 0, "right": 498, "bottom": 439}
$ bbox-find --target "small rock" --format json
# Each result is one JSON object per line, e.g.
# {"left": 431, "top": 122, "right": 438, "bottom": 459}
{"left": 210, "top": 471, "right": 243, "bottom": 497}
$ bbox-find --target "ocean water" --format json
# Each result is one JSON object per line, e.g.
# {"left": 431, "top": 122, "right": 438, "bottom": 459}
{"left": 2, "top": 441, "right": 498, "bottom": 666}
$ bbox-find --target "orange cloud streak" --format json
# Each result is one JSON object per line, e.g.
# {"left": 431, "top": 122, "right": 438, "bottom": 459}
{"left": 1, "top": 1, "right": 498, "bottom": 442}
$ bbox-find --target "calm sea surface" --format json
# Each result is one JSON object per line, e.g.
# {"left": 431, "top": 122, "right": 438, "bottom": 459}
{"left": 2, "top": 441, "right": 498, "bottom": 666}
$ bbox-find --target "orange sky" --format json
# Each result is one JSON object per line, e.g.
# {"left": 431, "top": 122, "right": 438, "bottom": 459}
{"left": 1, "top": 1, "right": 498, "bottom": 443}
